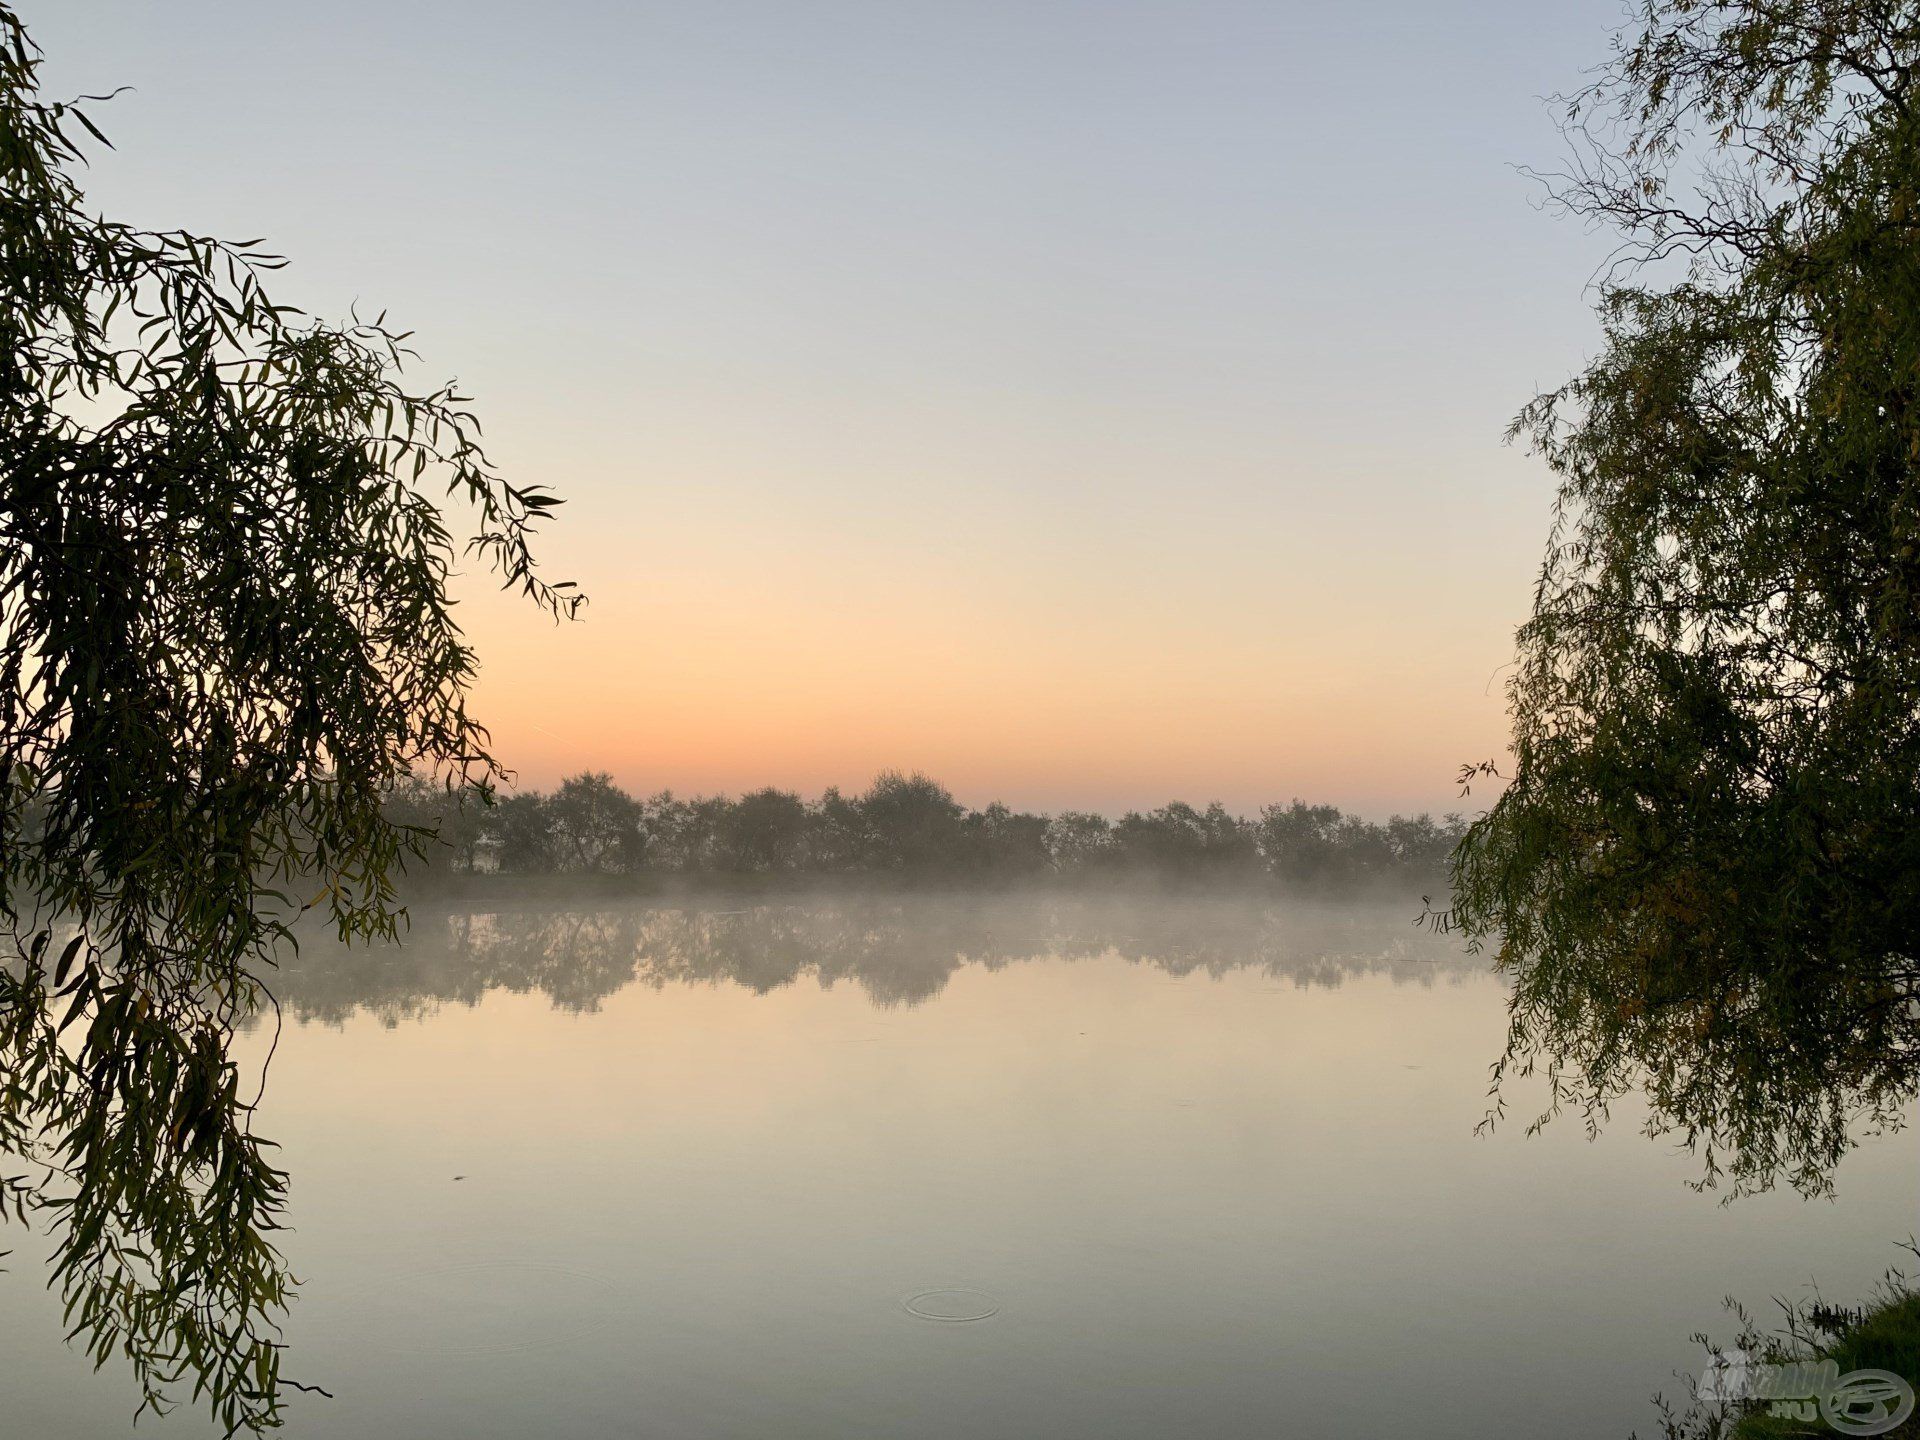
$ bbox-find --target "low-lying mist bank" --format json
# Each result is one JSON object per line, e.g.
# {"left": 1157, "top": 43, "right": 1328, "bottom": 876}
{"left": 387, "top": 769, "right": 1467, "bottom": 893}
{"left": 272, "top": 890, "right": 1479, "bottom": 1024}
{"left": 394, "top": 866, "right": 1452, "bottom": 906}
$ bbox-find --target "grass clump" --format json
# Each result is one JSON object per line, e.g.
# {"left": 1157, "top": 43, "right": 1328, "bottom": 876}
{"left": 1640, "top": 1251, "right": 1919, "bottom": 1439}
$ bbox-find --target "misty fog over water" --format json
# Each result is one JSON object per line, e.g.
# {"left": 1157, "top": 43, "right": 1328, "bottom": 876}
{"left": 4, "top": 893, "right": 1913, "bottom": 1438}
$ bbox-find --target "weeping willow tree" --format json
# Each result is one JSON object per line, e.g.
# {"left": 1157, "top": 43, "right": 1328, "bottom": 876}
{"left": 0, "top": 9, "right": 576, "bottom": 1432}
{"left": 1450, "top": 0, "right": 1920, "bottom": 1196}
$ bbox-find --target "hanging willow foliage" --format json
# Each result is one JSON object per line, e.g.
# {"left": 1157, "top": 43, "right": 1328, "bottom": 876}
{"left": 1447, "top": 0, "right": 1920, "bottom": 1196}
{"left": 0, "top": 8, "right": 578, "bottom": 1431}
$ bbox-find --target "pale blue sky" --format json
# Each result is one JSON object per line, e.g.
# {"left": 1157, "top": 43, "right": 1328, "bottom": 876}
{"left": 34, "top": 1, "right": 1619, "bottom": 815}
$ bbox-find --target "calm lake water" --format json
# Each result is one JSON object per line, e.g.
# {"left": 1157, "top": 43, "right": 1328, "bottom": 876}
{"left": 5, "top": 893, "right": 1914, "bottom": 1438}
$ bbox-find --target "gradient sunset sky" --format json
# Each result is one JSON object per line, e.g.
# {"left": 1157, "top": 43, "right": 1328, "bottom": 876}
{"left": 39, "top": 1, "right": 1615, "bottom": 817}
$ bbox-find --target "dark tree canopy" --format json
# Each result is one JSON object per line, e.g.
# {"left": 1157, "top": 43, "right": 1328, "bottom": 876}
{"left": 0, "top": 9, "right": 574, "bottom": 1431}
{"left": 544, "top": 771, "right": 645, "bottom": 874}
{"left": 1449, "top": 0, "right": 1920, "bottom": 1195}
{"left": 396, "top": 767, "right": 1465, "bottom": 888}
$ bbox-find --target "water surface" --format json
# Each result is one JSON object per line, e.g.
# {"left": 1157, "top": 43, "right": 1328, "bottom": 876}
{"left": 5, "top": 894, "right": 1913, "bottom": 1438}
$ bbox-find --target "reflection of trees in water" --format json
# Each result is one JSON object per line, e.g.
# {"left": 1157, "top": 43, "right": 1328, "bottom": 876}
{"left": 266, "top": 894, "right": 1482, "bottom": 1027}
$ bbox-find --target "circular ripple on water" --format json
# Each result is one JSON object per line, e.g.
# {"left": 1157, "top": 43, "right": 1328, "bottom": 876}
{"left": 901, "top": 1287, "right": 1000, "bottom": 1323}
{"left": 346, "top": 1261, "right": 620, "bottom": 1356}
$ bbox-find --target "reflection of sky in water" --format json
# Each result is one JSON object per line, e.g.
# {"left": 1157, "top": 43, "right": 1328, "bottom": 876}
{"left": 5, "top": 896, "right": 1914, "bottom": 1440}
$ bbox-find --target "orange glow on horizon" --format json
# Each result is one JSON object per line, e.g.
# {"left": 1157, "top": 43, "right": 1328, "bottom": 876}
{"left": 456, "top": 546, "right": 1516, "bottom": 818}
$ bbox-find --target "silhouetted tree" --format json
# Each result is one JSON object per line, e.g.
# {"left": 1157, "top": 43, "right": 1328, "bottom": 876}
{"left": 1045, "top": 811, "right": 1115, "bottom": 873}
{"left": 382, "top": 773, "right": 485, "bottom": 874}
{"left": 857, "top": 770, "right": 965, "bottom": 871}
{"left": 1112, "top": 801, "right": 1257, "bottom": 879}
{"left": 489, "top": 792, "right": 557, "bottom": 873}
{"left": 1384, "top": 813, "right": 1463, "bottom": 872}
{"left": 715, "top": 787, "right": 811, "bottom": 871}
{"left": 808, "top": 785, "right": 867, "bottom": 871}
{"left": 1448, "top": 0, "right": 1920, "bottom": 1194}
{"left": 546, "top": 772, "right": 644, "bottom": 873}
{"left": 448, "top": 772, "right": 1460, "bottom": 889}
{"left": 0, "top": 9, "right": 576, "bottom": 1428}
{"left": 637, "top": 790, "right": 697, "bottom": 871}
{"left": 1256, "top": 801, "right": 1345, "bottom": 882}
{"left": 966, "top": 801, "right": 1051, "bottom": 876}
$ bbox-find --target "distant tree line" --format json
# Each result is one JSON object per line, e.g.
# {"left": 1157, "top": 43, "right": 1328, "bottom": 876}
{"left": 385, "top": 769, "right": 1465, "bottom": 888}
